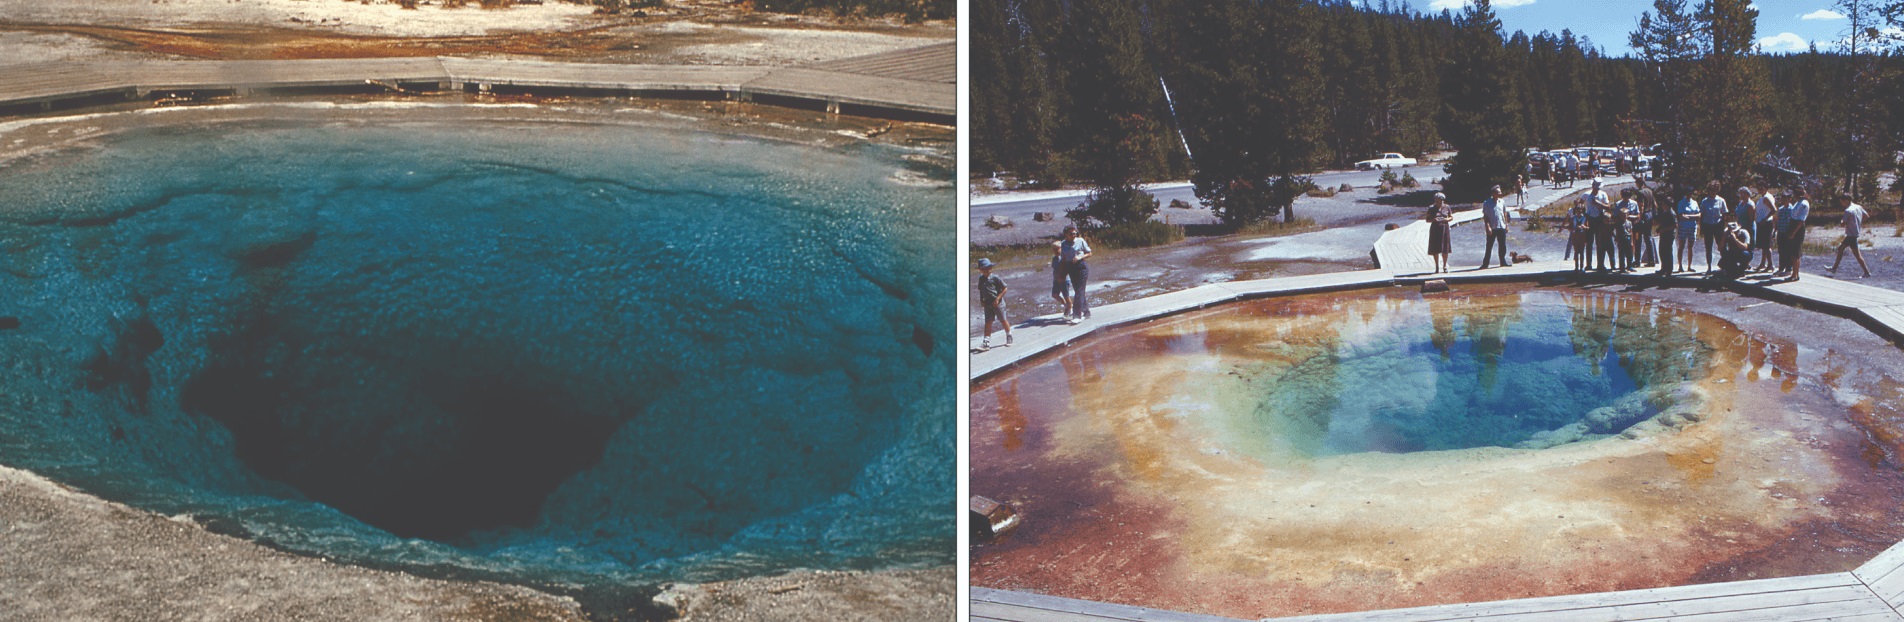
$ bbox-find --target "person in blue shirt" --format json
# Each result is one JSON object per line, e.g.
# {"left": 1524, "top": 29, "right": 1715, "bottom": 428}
{"left": 1480, "top": 185, "right": 1512, "bottom": 269}
{"left": 1058, "top": 225, "right": 1093, "bottom": 323}
{"left": 1675, "top": 184, "right": 1702, "bottom": 273}
{"left": 1698, "top": 181, "right": 1728, "bottom": 273}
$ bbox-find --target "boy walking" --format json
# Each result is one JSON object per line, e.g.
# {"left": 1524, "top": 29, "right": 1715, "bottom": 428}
{"left": 977, "top": 258, "right": 1012, "bottom": 350}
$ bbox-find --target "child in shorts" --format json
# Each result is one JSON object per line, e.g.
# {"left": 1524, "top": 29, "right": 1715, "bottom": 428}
{"left": 978, "top": 258, "right": 1012, "bottom": 350}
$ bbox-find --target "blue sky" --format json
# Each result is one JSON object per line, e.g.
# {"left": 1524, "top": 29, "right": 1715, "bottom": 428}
{"left": 1398, "top": 0, "right": 1879, "bottom": 56}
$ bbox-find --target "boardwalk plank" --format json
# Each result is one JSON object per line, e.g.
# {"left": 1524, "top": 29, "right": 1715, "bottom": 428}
{"left": 974, "top": 588, "right": 1248, "bottom": 622}
{"left": 742, "top": 67, "right": 953, "bottom": 113}
{"left": 1264, "top": 573, "right": 1886, "bottom": 621}
{"left": 803, "top": 41, "right": 956, "bottom": 83}
{"left": 1863, "top": 306, "right": 1904, "bottom": 342}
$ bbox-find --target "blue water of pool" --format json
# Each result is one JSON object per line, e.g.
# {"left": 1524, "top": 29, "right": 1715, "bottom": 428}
{"left": 0, "top": 119, "right": 954, "bottom": 590}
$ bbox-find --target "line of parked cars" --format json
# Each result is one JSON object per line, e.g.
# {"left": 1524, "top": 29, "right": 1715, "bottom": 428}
{"left": 1527, "top": 145, "right": 1661, "bottom": 184}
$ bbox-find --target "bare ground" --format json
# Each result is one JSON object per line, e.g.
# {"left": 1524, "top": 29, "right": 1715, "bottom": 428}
{"left": 0, "top": 0, "right": 951, "bottom": 66}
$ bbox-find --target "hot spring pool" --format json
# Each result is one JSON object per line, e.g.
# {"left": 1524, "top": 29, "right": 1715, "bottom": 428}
{"left": 0, "top": 118, "right": 954, "bottom": 594}
{"left": 972, "top": 284, "right": 1904, "bottom": 618}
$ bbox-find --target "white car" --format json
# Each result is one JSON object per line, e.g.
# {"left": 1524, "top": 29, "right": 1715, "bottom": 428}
{"left": 1355, "top": 153, "right": 1417, "bottom": 170}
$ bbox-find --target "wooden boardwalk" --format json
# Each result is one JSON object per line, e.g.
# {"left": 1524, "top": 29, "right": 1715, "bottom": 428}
{"left": 973, "top": 588, "right": 1250, "bottom": 622}
{"left": 0, "top": 43, "right": 954, "bottom": 123}
{"left": 1372, "top": 181, "right": 1585, "bottom": 275}
{"left": 973, "top": 180, "right": 1904, "bottom": 621}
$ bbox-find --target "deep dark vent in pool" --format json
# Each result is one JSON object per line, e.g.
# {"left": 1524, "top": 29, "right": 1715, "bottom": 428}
{"left": 181, "top": 316, "right": 629, "bottom": 542}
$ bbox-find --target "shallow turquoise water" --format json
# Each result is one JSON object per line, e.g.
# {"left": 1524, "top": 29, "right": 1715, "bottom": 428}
{"left": 0, "top": 120, "right": 953, "bottom": 588}
{"left": 1242, "top": 292, "right": 1707, "bottom": 455}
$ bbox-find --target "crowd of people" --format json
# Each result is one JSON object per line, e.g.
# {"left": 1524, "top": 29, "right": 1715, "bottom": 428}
{"left": 977, "top": 175, "right": 1876, "bottom": 351}
{"left": 1544, "top": 177, "right": 1872, "bottom": 282}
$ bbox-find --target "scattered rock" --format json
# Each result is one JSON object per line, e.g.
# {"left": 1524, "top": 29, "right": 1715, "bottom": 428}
{"left": 971, "top": 495, "right": 1020, "bottom": 541}
{"left": 1420, "top": 280, "right": 1449, "bottom": 293}
{"left": 1031, "top": 212, "right": 1054, "bottom": 222}
{"left": 984, "top": 214, "right": 1014, "bottom": 229}
{"left": 1338, "top": 183, "right": 1354, "bottom": 193}
{"left": 1168, "top": 198, "right": 1194, "bottom": 209}
{"left": 1384, "top": 223, "right": 1400, "bottom": 231}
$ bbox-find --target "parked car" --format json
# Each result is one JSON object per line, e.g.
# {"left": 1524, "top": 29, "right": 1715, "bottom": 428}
{"left": 1355, "top": 153, "right": 1417, "bottom": 170}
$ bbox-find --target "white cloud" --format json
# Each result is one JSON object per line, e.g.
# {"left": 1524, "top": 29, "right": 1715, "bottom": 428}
{"left": 1801, "top": 8, "right": 1846, "bottom": 20}
{"left": 1749, "top": 2, "right": 1762, "bottom": 10}
{"left": 1758, "top": 32, "right": 1810, "bottom": 52}
{"left": 1427, "top": 0, "right": 1535, "bottom": 11}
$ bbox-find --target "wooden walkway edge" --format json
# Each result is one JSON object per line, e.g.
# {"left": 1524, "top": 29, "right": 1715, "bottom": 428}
{"left": 972, "top": 181, "right": 1904, "bottom": 622}
{"left": 0, "top": 44, "right": 955, "bottom": 123}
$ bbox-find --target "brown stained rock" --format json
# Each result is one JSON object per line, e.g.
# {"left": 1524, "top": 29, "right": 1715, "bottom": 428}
{"left": 0, "top": 464, "right": 588, "bottom": 622}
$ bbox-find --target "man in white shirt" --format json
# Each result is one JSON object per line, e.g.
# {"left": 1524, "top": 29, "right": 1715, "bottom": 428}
{"left": 1830, "top": 195, "right": 1872, "bottom": 278}
{"left": 1480, "top": 185, "right": 1513, "bottom": 269}
{"left": 1587, "top": 179, "right": 1614, "bottom": 271}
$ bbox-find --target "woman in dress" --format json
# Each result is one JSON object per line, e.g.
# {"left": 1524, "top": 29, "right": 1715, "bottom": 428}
{"left": 1426, "top": 192, "right": 1453, "bottom": 273}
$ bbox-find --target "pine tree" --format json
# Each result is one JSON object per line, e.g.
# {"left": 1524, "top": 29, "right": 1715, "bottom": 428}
{"left": 1438, "top": 0, "right": 1526, "bottom": 201}
{"left": 1837, "top": 0, "right": 1890, "bottom": 199}
{"left": 1055, "top": 0, "right": 1174, "bottom": 226}
{"left": 1159, "top": 0, "right": 1326, "bottom": 225}
{"left": 1686, "top": 0, "right": 1771, "bottom": 185}
{"left": 1632, "top": 0, "right": 1703, "bottom": 187}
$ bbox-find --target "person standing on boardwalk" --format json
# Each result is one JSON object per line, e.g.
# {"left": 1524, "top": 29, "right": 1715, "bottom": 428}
{"left": 1777, "top": 187, "right": 1811, "bottom": 281}
{"left": 1654, "top": 184, "right": 1678, "bottom": 275}
{"left": 1059, "top": 225, "right": 1093, "bottom": 323}
{"left": 1831, "top": 195, "right": 1873, "bottom": 278}
{"left": 1614, "top": 188, "right": 1639, "bottom": 271}
{"left": 1569, "top": 200, "right": 1590, "bottom": 271}
{"left": 1516, "top": 173, "right": 1528, "bottom": 207}
{"left": 1731, "top": 186, "right": 1757, "bottom": 269}
{"left": 1049, "top": 240, "right": 1073, "bottom": 321}
{"left": 977, "top": 258, "right": 1013, "bottom": 350}
{"left": 1480, "top": 185, "right": 1513, "bottom": 269}
{"left": 1426, "top": 192, "right": 1454, "bottom": 273}
{"left": 1676, "top": 184, "right": 1702, "bottom": 273}
{"left": 1634, "top": 178, "right": 1658, "bottom": 267}
{"left": 1586, "top": 179, "right": 1614, "bottom": 272}
{"left": 1699, "top": 181, "right": 1728, "bottom": 273}
{"left": 1754, "top": 182, "right": 1778, "bottom": 273}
